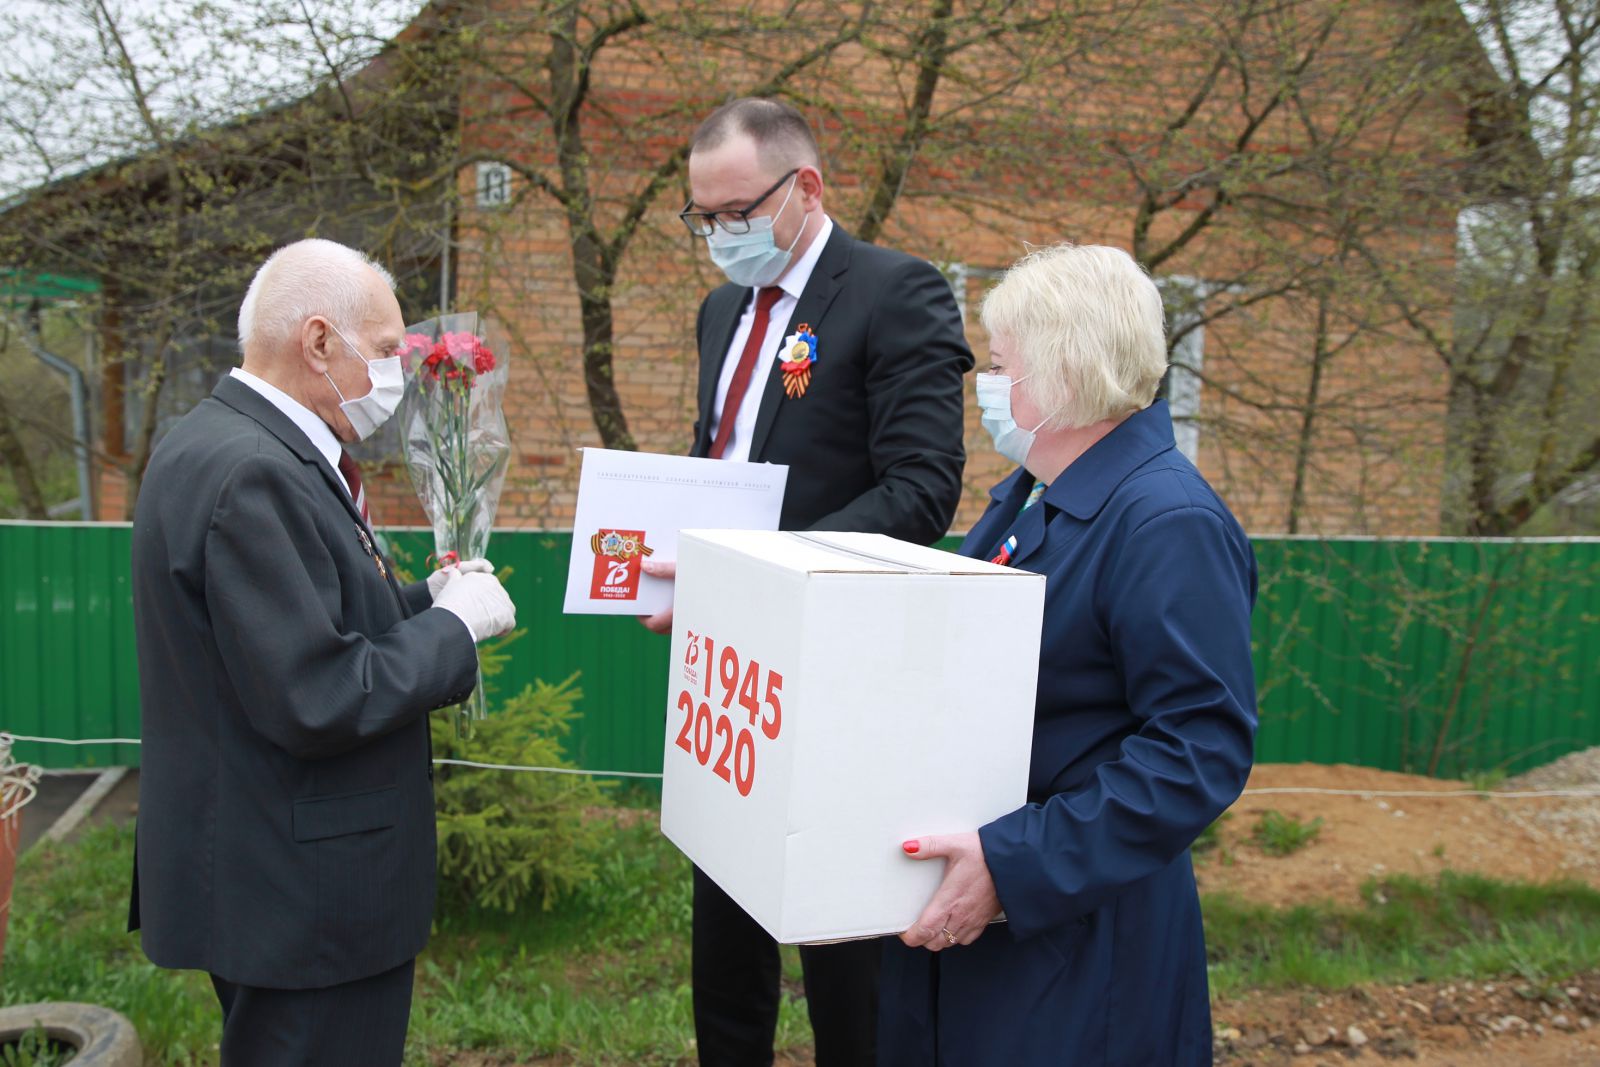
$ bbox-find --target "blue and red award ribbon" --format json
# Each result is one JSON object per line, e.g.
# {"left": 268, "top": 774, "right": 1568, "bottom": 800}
{"left": 989, "top": 480, "right": 1048, "bottom": 566}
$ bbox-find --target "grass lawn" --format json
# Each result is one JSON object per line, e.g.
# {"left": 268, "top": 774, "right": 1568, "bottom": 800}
{"left": 1204, "top": 873, "right": 1600, "bottom": 997}
{"left": 10, "top": 806, "right": 1600, "bottom": 1064}
{"left": 1, "top": 809, "right": 810, "bottom": 1066}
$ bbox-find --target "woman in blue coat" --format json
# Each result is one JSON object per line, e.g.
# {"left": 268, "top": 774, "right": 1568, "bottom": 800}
{"left": 879, "top": 243, "right": 1257, "bottom": 1066}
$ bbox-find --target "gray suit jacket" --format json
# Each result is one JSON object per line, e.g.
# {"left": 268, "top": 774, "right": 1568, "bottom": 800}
{"left": 129, "top": 375, "right": 478, "bottom": 989}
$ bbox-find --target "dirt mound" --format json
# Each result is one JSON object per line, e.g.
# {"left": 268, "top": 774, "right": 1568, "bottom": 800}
{"left": 1197, "top": 759, "right": 1600, "bottom": 1063}
{"left": 1197, "top": 763, "right": 1597, "bottom": 907}
{"left": 1215, "top": 971, "right": 1600, "bottom": 1065}
{"left": 1501, "top": 751, "right": 1600, "bottom": 876}
{"left": 1507, "top": 748, "right": 1600, "bottom": 791}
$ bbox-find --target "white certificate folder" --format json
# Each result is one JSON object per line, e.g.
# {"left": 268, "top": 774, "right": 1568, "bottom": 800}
{"left": 562, "top": 448, "right": 789, "bottom": 615}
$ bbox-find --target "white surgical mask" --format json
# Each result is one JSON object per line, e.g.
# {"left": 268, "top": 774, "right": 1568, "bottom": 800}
{"left": 704, "top": 176, "right": 804, "bottom": 288}
{"left": 976, "top": 372, "right": 1050, "bottom": 466}
{"left": 326, "top": 323, "right": 404, "bottom": 441}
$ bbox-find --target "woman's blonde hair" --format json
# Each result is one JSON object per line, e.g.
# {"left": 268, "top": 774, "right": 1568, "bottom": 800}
{"left": 980, "top": 243, "right": 1168, "bottom": 429}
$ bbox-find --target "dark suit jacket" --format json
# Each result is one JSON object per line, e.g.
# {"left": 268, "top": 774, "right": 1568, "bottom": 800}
{"left": 692, "top": 224, "right": 973, "bottom": 542}
{"left": 129, "top": 375, "right": 478, "bottom": 990}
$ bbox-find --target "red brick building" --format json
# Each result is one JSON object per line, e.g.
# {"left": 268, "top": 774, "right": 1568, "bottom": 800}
{"left": 32, "top": 0, "right": 1469, "bottom": 536}
{"left": 360, "top": 0, "right": 1464, "bottom": 537}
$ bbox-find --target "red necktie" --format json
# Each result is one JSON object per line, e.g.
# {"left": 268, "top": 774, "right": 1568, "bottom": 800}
{"left": 709, "top": 286, "right": 784, "bottom": 460}
{"left": 337, "top": 450, "right": 371, "bottom": 526}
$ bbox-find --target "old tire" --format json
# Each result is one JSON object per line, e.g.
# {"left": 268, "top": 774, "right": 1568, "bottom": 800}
{"left": 0, "top": 1002, "right": 141, "bottom": 1066}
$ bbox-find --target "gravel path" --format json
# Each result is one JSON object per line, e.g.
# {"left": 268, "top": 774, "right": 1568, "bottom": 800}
{"left": 1503, "top": 747, "right": 1600, "bottom": 870}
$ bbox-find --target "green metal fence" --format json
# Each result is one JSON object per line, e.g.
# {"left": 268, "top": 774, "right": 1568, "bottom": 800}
{"left": 2, "top": 522, "right": 140, "bottom": 771}
{"left": 1250, "top": 536, "right": 1600, "bottom": 777}
{"left": 3, "top": 522, "right": 1598, "bottom": 779}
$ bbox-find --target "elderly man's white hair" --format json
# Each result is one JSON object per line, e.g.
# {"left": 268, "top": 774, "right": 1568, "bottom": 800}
{"left": 236, "top": 239, "right": 397, "bottom": 354}
{"left": 981, "top": 243, "right": 1168, "bottom": 430}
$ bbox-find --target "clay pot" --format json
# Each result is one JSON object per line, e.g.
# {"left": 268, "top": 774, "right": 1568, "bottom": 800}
{"left": 0, "top": 807, "right": 17, "bottom": 972}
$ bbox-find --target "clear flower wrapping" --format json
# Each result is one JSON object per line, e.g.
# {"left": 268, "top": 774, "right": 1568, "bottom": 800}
{"left": 397, "top": 311, "right": 511, "bottom": 737}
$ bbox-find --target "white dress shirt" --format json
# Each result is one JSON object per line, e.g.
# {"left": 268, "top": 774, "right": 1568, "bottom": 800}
{"left": 228, "top": 368, "right": 353, "bottom": 502}
{"left": 707, "top": 216, "right": 835, "bottom": 463}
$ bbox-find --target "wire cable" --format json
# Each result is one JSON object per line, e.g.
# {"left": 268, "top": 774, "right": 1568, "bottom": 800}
{"left": 12, "top": 734, "right": 1600, "bottom": 795}
{"left": 4, "top": 734, "right": 662, "bottom": 779}
{"left": 430, "top": 757, "right": 661, "bottom": 779}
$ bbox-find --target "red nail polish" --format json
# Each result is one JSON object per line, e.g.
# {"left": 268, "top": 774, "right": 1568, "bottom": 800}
{"left": 902, "top": 840, "right": 919, "bottom": 855}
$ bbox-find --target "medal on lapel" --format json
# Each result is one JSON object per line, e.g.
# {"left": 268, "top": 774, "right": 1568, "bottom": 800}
{"left": 355, "top": 524, "right": 389, "bottom": 580}
{"left": 779, "top": 323, "right": 818, "bottom": 399}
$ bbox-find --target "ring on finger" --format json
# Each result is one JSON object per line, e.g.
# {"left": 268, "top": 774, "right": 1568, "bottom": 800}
{"left": 940, "top": 927, "right": 958, "bottom": 944}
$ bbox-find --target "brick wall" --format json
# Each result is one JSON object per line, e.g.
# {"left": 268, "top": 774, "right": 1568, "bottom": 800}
{"left": 268, "top": 0, "right": 1466, "bottom": 538}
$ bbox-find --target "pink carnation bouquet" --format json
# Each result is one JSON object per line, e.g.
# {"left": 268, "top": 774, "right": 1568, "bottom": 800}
{"left": 396, "top": 312, "right": 511, "bottom": 737}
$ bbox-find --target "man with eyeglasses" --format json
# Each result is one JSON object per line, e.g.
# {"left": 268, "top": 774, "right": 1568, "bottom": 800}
{"left": 640, "top": 97, "right": 973, "bottom": 1067}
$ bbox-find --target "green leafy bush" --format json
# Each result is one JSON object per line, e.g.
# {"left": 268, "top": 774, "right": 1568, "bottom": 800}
{"left": 0, "top": 1027, "right": 75, "bottom": 1067}
{"left": 1251, "top": 809, "right": 1323, "bottom": 857}
{"left": 1466, "top": 768, "right": 1508, "bottom": 794}
{"left": 432, "top": 673, "right": 610, "bottom": 913}
{"left": 1192, "top": 812, "right": 1234, "bottom": 865}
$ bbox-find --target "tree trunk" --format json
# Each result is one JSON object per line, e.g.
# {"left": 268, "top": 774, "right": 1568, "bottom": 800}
{"left": 548, "top": 6, "right": 635, "bottom": 451}
{"left": 579, "top": 286, "right": 636, "bottom": 451}
{"left": 854, "top": 0, "right": 955, "bottom": 244}
{"left": 0, "top": 390, "right": 48, "bottom": 519}
{"left": 1463, "top": 378, "right": 1506, "bottom": 536}
{"left": 1439, "top": 369, "right": 1485, "bottom": 535}
{"left": 123, "top": 356, "right": 165, "bottom": 519}
{"left": 1287, "top": 291, "right": 1332, "bottom": 534}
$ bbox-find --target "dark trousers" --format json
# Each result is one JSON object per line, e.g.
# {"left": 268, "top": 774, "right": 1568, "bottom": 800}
{"left": 692, "top": 866, "right": 880, "bottom": 1067}
{"left": 209, "top": 958, "right": 415, "bottom": 1066}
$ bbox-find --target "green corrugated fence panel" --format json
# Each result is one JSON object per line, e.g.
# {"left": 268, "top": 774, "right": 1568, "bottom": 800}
{"left": 1, "top": 523, "right": 141, "bottom": 770}
{"left": 1248, "top": 536, "right": 1600, "bottom": 777}
{"left": 3, "top": 522, "right": 1598, "bottom": 779}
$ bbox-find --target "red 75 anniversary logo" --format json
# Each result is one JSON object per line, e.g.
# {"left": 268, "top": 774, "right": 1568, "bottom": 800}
{"left": 589, "top": 529, "right": 653, "bottom": 600}
{"left": 674, "top": 633, "right": 782, "bottom": 798}
{"left": 681, "top": 629, "right": 702, "bottom": 689}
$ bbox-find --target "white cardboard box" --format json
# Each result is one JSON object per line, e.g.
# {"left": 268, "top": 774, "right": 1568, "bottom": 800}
{"left": 660, "top": 530, "right": 1044, "bottom": 944}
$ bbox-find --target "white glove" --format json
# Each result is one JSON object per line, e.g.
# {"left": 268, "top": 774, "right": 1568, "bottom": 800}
{"left": 433, "top": 571, "right": 516, "bottom": 642}
{"left": 426, "top": 558, "right": 495, "bottom": 602}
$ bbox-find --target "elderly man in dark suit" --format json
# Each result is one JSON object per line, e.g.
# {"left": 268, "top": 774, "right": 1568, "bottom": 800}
{"left": 129, "top": 238, "right": 516, "bottom": 1065}
{"left": 641, "top": 98, "right": 973, "bottom": 1067}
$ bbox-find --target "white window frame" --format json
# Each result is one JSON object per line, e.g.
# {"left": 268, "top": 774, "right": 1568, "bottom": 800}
{"left": 1158, "top": 275, "right": 1211, "bottom": 464}
{"left": 935, "top": 261, "right": 1006, "bottom": 323}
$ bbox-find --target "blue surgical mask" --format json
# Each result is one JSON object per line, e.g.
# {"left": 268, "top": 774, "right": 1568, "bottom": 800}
{"left": 976, "top": 372, "right": 1049, "bottom": 466}
{"left": 704, "top": 176, "right": 803, "bottom": 288}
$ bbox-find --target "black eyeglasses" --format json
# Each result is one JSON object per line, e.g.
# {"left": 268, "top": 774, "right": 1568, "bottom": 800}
{"left": 679, "top": 169, "right": 799, "bottom": 237}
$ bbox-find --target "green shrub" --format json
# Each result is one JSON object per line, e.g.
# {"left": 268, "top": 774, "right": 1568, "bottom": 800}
{"left": 1251, "top": 809, "right": 1323, "bottom": 856}
{"left": 1192, "top": 812, "right": 1234, "bottom": 865}
{"left": 0, "top": 824, "right": 218, "bottom": 1062}
{"left": 1466, "top": 768, "right": 1508, "bottom": 794}
{"left": 1193, "top": 811, "right": 1231, "bottom": 853}
{"left": 432, "top": 673, "right": 610, "bottom": 913}
{"left": 0, "top": 1027, "right": 75, "bottom": 1067}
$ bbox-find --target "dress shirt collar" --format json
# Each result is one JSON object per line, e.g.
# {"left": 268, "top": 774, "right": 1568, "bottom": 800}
{"left": 228, "top": 367, "right": 343, "bottom": 471}
{"left": 770, "top": 215, "right": 834, "bottom": 303}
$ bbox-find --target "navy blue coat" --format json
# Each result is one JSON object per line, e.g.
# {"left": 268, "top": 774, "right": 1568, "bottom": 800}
{"left": 879, "top": 401, "right": 1257, "bottom": 1066}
